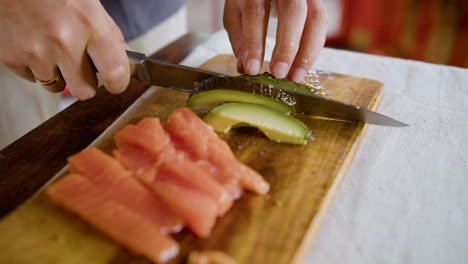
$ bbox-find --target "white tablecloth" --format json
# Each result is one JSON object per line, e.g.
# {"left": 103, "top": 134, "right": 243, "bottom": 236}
{"left": 181, "top": 31, "right": 468, "bottom": 264}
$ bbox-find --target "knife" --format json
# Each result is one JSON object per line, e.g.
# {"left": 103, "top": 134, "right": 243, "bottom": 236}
{"left": 127, "top": 50, "right": 408, "bottom": 127}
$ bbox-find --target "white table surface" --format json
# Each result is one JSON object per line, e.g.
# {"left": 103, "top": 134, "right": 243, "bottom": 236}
{"left": 181, "top": 31, "right": 468, "bottom": 264}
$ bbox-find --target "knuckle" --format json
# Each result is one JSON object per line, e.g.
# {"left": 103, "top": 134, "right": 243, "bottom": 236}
{"left": 295, "top": 55, "right": 314, "bottom": 69}
{"left": 309, "top": 4, "right": 328, "bottom": 24}
{"left": 24, "top": 44, "right": 44, "bottom": 62}
{"left": 243, "top": 0, "right": 267, "bottom": 19}
{"left": 244, "top": 43, "right": 263, "bottom": 58}
{"left": 47, "top": 26, "right": 73, "bottom": 52}
{"left": 283, "top": 0, "right": 307, "bottom": 15}
{"left": 244, "top": 39, "right": 264, "bottom": 50}
{"left": 275, "top": 44, "right": 298, "bottom": 64}
{"left": 279, "top": 42, "right": 298, "bottom": 57}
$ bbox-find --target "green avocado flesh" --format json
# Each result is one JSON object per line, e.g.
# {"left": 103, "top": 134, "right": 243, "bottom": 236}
{"left": 203, "top": 103, "right": 311, "bottom": 145}
{"left": 187, "top": 89, "right": 295, "bottom": 114}
{"left": 241, "top": 74, "right": 313, "bottom": 94}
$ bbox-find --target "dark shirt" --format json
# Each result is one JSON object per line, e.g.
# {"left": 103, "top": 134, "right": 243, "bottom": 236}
{"left": 101, "top": 0, "right": 186, "bottom": 41}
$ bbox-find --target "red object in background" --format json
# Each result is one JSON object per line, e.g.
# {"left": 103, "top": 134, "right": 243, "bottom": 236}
{"left": 451, "top": 3, "right": 468, "bottom": 67}
{"left": 61, "top": 86, "right": 71, "bottom": 97}
{"left": 411, "top": 0, "right": 440, "bottom": 61}
{"left": 326, "top": 0, "right": 468, "bottom": 68}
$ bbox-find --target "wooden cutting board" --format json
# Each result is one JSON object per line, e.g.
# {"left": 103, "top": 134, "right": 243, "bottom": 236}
{"left": 0, "top": 55, "right": 383, "bottom": 264}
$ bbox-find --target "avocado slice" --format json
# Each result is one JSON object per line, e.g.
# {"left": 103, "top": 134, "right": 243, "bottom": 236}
{"left": 191, "top": 74, "right": 319, "bottom": 110}
{"left": 187, "top": 89, "right": 295, "bottom": 114}
{"left": 203, "top": 103, "right": 311, "bottom": 145}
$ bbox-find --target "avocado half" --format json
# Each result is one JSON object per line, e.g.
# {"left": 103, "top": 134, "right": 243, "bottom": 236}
{"left": 203, "top": 103, "right": 311, "bottom": 145}
{"left": 187, "top": 89, "right": 295, "bottom": 114}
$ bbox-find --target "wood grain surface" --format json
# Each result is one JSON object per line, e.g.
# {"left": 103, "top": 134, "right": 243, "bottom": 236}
{"left": 0, "top": 52, "right": 384, "bottom": 264}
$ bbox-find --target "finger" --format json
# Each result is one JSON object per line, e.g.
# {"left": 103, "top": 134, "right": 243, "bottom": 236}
{"left": 30, "top": 63, "right": 60, "bottom": 85}
{"left": 39, "top": 68, "right": 67, "bottom": 93}
{"left": 270, "top": 0, "right": 307, "bottom": 79}
{"left": 26, "top": 45, "right": 60, "bottom": 85}
{"left": 24, "top": 45, "right": 65, "bottom": 92}
{"left": 58, "top": 50, "right": 98, "bottom": 100}
{"left": 223, "top": 0, "right": 245, "bottom": 73}
{"left": 290, "top": 0, "right": 328, "bottom": 82}
{"left": 240, "top": 0, "right": 270, "bottom": 75}
{"left": 87, "top": 19, "right": 130, "bottom": 95}
{"left": 224, "top": 0, "right": 243, "bottom": 57}
{"left": 3, "top": 65, "right": 35, "bottom": 82}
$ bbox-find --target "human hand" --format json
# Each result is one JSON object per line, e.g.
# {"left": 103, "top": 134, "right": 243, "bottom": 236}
{"left": 223, "top": 0, "right": 328, "bottom": 82}
{"left": 0, "top": 0, "right": 130, "bottom": 100}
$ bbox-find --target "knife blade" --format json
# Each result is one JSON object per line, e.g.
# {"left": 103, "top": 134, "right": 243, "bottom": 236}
{"left": 127, "top": 50, "right": 408, "bottom": 127}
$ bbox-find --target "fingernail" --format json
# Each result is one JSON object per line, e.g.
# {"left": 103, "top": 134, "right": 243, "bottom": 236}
{"left": 245, "top": 59, "right": 261, "bottom": 75}
{"left": 291, "top": 68, "right": 307, "bottom": 83}
{"left": 271, "top": 61, "right": 289, "bottom": 79}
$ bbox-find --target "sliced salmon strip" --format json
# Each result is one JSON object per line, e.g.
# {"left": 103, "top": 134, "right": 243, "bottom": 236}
{"left": 46, "top": 173, "right": 179, "bottom": 263}
{"left": 207, "top": 140, "right": 269, "bottom": 195}
{"left": 158, "top": 153, "right": 233, "bottom": 216}
{"left": 113, "top": 144, "right": 158, "bottom": 184}
{"left": 68, "top": 148, "right": 183, "bottom": 233}
{"left": 165, "top": 108, "right": 241, "bottom": 196}
{"left": 115, "top": 118, "right": 171, "bottom": 156}
{"left": 115, "top": 117, "right": 234, "bottom": 215}
{"left": 166, "top": 108, "right": 269, "bottom": 195}
{"left": 138, "top": 175, "right": 218, "bottom": 239}
{"left": 195, "top": 160, "right": 243, "bottom": 199}
{"left": 117, "top": 143, "right": 232, "bottom": 215}
{"left": 237, "top": 163, "right": 270, "bottom": 195}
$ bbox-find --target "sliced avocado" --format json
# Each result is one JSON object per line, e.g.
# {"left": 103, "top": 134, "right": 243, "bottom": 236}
{"left": 203, "top": 103, "right": 311, "bottom": 145}
{"left": 187, "top": 89, "right": 295, "bottom": 114}
{"left": 241, "top": 73, "right": 313, "bottom": 94}
{"left": 190, "top": 74, "right": 319, "bottom": 110}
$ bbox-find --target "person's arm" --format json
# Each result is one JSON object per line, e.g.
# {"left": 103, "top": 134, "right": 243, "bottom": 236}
{"left": 223, "top": 0, "right": 328, "bottom": 82}
{"left": 0, "top": 0, "right": 130, "bottom": 100}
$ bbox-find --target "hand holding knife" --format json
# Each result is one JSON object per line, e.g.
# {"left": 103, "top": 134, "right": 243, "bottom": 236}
{"left": 40, "top": 50, "right": 407, "bottom": 127}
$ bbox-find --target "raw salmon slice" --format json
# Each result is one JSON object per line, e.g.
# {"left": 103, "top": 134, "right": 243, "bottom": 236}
{"left": 195, "top": 160, "right": 243, "bottom": 199}
{"left": 165, "top": 108, "right": 242, "bottom": 196}
{"left": 116, "top": 142, "right": 232, "bottom": 215}
{"left": 46, "top": 173, "right": 179, "bottom": 263}
{"left": 115, "top": 117, "right": 233, "bottom": 215}
{"left": 166, "top": 108, "right": 269, "bottom": 195}
{"left": 115, "top": 117, "right": 171, "bottom": 156}
{"left": 208, "top": 140, "right": 270, "bottom": 195}
{"left": 113, "top": 144, "right": 158, "bottom": 184}
{"left": 157, "top": 153, "right": 233, "bottom": 216}
{"left": 68, "top": 148, "right": 183, "bottom": 233}
{"left": 138, "top": 176, "right": 218, "bottom": 239}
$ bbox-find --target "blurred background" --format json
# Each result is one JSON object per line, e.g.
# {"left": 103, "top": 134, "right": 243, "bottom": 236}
{"left": 59, "top": 0, "right": 466, "bottom": 108}
{"left": 187, "top": 0, "right": 467, "bottom": 68}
